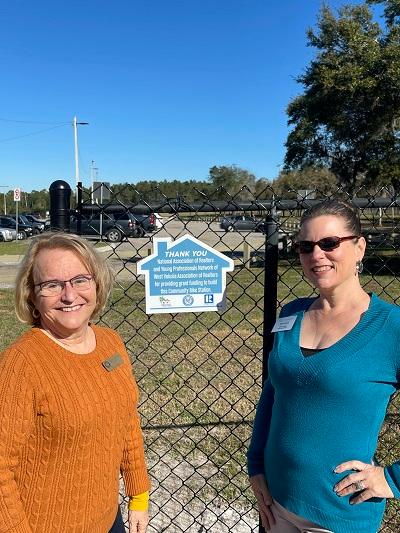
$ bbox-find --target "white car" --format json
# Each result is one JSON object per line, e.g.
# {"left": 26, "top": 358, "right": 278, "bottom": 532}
{"left": 0, "top": 227, "right": 17, "bottom": 241}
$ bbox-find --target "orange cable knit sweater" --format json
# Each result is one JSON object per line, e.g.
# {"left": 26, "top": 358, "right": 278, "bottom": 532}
{"left": 0, "top": 325, "right": 150, "bottom": 533}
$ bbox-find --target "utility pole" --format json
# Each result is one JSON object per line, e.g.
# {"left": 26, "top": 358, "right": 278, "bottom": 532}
{"left": 90, "top": 160, "right": 98, "bottom": 204}
{"left": 73, "top": 116, "right": 89, "bottom": 200}
{"left": 0, "top": 185, "right": 9, "bottom": 215}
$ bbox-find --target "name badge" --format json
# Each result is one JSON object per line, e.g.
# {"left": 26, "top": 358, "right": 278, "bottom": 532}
{"left": 102, "top": 353, "right": 123, "bottom": 371}
{"left": 271, "top": 315, "right": 297, "bottom": 332}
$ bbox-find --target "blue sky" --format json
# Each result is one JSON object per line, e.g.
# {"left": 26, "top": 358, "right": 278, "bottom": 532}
{"left": 0, "top": 0, "right": 365, "bottom": 193}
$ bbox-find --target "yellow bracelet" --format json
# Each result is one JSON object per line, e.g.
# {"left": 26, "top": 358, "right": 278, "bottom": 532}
{"left": 128, "top": 491, "right": 149, "bottom": 512}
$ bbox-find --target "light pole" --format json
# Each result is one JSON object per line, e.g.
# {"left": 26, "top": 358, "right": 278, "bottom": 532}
{"left": 0, "top": 185, "right": 10, "bottom": 215}
{"left": 73, "top": 116, "right": 89, "bottom": 199}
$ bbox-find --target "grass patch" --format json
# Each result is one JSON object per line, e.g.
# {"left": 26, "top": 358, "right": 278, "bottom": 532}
{"left": 0, "top": 240, "right": 29, "bottom": 255}
{"left": 0, "top": 290, "right": 28, "bottom": 350}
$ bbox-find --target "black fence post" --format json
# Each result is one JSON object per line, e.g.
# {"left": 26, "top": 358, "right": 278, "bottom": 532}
{"left": 259, "top": 210, "right": 279, "bottom": 533}
{"left": 76, "top": 181, "right": 83, "bottom": 235}
{"left": 262, "top": 212, "right": 279, "bottom": 382}
{"left": 49, "top": 180, "right": 71, "bottom": 231}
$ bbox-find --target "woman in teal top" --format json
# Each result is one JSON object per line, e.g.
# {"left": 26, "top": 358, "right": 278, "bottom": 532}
{"left": 248, "top": 200, "right": 400, "bottom": 533}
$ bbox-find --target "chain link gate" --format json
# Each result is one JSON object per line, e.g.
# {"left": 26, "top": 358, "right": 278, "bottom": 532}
{"left": 71, "top": 184, "right": 400, "bottom": 532}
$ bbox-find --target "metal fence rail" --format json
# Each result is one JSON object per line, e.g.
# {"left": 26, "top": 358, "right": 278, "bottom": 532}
{"left": 72, "top": 184, "right": 400, "bottom": 532}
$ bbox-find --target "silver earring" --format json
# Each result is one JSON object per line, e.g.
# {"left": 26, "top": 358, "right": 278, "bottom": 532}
{"left": 356, "top": 260, "right": 364, "bottom": 274}
{"left": 32, "top": 308, "right": 40, "bottom": 319}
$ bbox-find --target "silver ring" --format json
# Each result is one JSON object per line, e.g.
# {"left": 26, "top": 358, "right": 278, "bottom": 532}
{"left": 355, "top": 481, "right": 365, "bottom": 491}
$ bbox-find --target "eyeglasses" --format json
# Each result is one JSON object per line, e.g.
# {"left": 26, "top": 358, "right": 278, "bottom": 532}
{"left": 34, "top": 275, "right": 94, "bottom": 296}
{"left": 294, "top": 235, "right": 359, "bottom": 254}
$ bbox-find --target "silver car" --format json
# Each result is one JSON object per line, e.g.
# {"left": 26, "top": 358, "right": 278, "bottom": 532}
{"left": 0, "top": 227, "right": 17, "bottom": 241}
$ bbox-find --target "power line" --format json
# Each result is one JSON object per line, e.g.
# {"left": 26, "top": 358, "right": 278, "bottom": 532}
{"left": 0, "top": 118, "right": 70, "bottom": 125}
{"left": 0, "top": 123, "right": 69, "bottom": 144}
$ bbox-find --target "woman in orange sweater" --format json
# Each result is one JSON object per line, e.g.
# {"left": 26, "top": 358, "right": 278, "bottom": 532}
{"left": 0, "top": 232, "right": 150, "bottom": 533}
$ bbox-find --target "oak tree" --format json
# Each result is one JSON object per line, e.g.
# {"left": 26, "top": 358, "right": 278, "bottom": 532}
{"left": 285, "top": 1, "right": 400, "bottom": 191}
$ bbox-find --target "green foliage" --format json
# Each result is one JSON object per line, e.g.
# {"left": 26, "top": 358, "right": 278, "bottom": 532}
{"left": 272, "top": 166, "right": 338, "bottom": 197}
{"left": 1, "top": 189, "right": 50, "bottom": 216}
{"left": 89, "top": 179, "right": 214, "bottom": 204}
{"left": 80, "top": 166, "right": 270, "bottom": 204}
{"left": 285, "top": 1, "right": 400, "bottom": 191}
{"left": 209, "top": 164, "right": 255, "bottom": 188}
{"left": 208, "top": 165, "right": 269, "bottom": 200}
{"left": 2, "top": 164, "right": 338, "bottom": 209}
{"left": 367, "top": 0, "right": 400, "bottom": 26}
{"left": 28, "top": 190, "right": 50, "bottom": 213}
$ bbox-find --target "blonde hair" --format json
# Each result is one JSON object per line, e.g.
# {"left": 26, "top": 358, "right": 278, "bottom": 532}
{"left": 15, "top": 232, "right": 114, "bottom": 325}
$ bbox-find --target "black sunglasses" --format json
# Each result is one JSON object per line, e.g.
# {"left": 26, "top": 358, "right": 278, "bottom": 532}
{"left": 294, "top": 235, "right": 359, "bottom": 254}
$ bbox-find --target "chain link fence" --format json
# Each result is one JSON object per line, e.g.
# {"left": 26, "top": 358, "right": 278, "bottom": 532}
{"left": 73, "top": 184, "right": 400, "bottom": 532}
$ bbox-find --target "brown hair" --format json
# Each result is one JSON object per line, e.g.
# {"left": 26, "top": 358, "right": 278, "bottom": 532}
{"left": 300, "top": 199, "right": 361, "bottom": 236}
{"left": 15, "top": 232, "right": 114, "bottom": 325}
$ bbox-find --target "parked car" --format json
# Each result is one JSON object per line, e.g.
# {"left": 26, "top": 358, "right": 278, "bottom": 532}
{"left": 0, "top": 216, "right": 34, "bottom": 240}
{"left": 362, "top": 230, "right": 388, "bottom": 247}
{"left": 0, "top": 228, "right": 17, "bottom": 241}
{"left": 220, "top": 215, "right": 266, "bottom": 233}
{"left": 128, "top": 213, "right": 156, "bottom": 236}
{"left": 79, "top": 204, "right": 156, "bottom": 237}
{"left": 70, "top": 211, "right": 140, "bottom": 242}
{"left": 9, "top": 214, "right": 42, "bottom": 234}
{"left": 24, "top": 214, "right": 46, "bottom": 232}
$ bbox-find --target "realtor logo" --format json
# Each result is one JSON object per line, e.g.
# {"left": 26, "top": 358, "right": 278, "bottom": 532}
{"left": 204, "top": 294, "right": 214, "bottom": 304}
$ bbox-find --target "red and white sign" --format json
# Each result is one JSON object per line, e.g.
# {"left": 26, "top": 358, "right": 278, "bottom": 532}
{"left": 14, "top": 188, "right": 21, "bottom": 202}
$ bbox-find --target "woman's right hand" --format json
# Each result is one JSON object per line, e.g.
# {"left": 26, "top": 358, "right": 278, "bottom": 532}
{"left": 249, "top": 474, "right": 275, "bottom": 530}
{"left": 128, "top": 509, "right": 149, "bottom": 533}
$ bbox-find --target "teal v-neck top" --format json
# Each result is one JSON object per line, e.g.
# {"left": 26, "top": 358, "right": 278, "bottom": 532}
{"left": 248, "top": 294, "right": 400, "bottom": 533}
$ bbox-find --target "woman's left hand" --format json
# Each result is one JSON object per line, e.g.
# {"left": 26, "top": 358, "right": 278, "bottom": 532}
{"left": 128, "top": 509, "right": 149, "bottom": 532}
{"left": 334, "top": 460, "right": 394, "bottom": 504}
